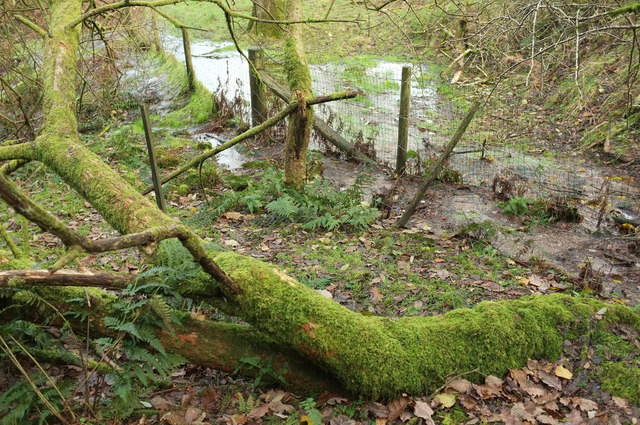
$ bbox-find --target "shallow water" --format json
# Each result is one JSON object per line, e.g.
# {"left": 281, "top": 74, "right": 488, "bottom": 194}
{"left": 161, "top": 33, "right": 640, "bottom": 218}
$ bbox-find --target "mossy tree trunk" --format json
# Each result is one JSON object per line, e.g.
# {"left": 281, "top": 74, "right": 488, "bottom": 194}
{"left": 250, "top": 0, "right": 285, "bottom": 38}
{"left": 2, "top": 0, "right": 640, "bottom": 402}
{"left": 282, "top": 0, "right": 313, "bottom": 189}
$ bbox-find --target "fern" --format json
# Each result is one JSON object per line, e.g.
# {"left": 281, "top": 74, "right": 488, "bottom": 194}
{"left": 146, "top": 295, "right": 173, "bottom": 330}
{"left": 12, "top": 290, "right": 41, "bottom": 306}
{"left": 0, "top": 373, "right": 73, "bottom": 425}
{"left": 266, "top": 195, "right": 299, "bottom": 220}
{"left": 210, "top": 165, "right": 381, "bottom": 231}
{"left": 242, "top": 192, "right": 264, "bottom": 213}
{"left": 302, "top": 213, "right": 340, "bottom": 231}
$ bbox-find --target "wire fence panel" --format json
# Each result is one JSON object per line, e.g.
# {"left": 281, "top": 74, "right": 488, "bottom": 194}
{"left": 261, "top": 53, "right": 639, "bottom": 223}
{"left": 158, "top": 36, "right": 639, "bottom": 224}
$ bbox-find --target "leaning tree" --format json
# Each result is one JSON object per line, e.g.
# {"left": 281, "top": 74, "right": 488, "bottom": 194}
{"left": 0, "top": 0, "right": 638, "bottom": 405}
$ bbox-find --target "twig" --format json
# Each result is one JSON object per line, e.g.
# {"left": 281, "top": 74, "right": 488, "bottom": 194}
{"left": 575, "top": 10, "right": 583, "bottom": 101}
{"left": 526, "top": 0, "right": 542, "bottom": 87}
{"left": 14, "top": 14, "right": 47, "bottom": 37}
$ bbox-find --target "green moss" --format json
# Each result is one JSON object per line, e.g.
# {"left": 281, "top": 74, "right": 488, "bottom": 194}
{"left": 173, "top": 184, "right": 191, "bottom": 196}
{"left": 223, "top": 174, "right": 251, "bottom": 191}
{"left": 156, "top": 149, "right": 181, "bottom": 168}
{"left": 600, "top": 363, "right": 640, "bottom": 404}
{"left": 284, "top": 39, "right": 312, "bottom": 95}
{"left": 184, "top": 163, "right": 219, "bottom": 187}
{"left": 592, "top": 330, "right": 634, "bottom": 359}
{"left": 439, "top": 406, "right": 468, "bottom": 425}
{"left": 0, "top": 250, "right": 32, "bottom": 270}
{"left": 242, "top": 160, "right": 273, "bottom": 170}
{"left": 209, "top": 248, "right": 639, "bottom": 400}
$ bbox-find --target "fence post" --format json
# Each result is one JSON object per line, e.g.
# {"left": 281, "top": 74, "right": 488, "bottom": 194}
{"left": 140, "top": 103, "right": 167, "bottom": 212}
{"left": 181, "top": 27, "right": 195, "bottom": 92}
{"left": 248, "top": 47, "right": 268, "bottom": 127}
{"left": 395, "top": 66, "right": 411, "bottom": 175}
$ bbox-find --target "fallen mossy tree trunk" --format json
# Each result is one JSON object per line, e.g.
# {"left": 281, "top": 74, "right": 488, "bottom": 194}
{"left": 2, "top": 0, "right": 640, "bottom": 401}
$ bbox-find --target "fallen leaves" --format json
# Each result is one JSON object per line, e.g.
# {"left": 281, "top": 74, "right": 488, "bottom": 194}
{"left": 413, "top": 400, "right": 435, "bottom": 424}
{"left": 554, "top": 364, "right": 573, "bottom": 380}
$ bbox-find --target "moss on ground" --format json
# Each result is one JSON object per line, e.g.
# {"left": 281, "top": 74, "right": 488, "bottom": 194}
{"left": 600, "top": 363, "right": 640, "bottom": 404}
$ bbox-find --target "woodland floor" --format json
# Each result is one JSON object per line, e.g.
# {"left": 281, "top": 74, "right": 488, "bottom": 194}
{"left": 3, "top": 121, "right": 640, "bottom": 423}
{"left": 2, "top": 30, "right": 640, "bottom": 425}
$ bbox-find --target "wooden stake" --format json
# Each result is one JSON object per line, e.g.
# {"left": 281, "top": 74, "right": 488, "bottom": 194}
{"left": 181, "top": 27, "right": 195, "bottom": 92}
{"left": 248, "top": 47, "right": 268, "bottom": 127}
{"left": 140, "top": 104, "right": 167, "bottom": 212}
{"left": 396, "top": 66, "right": 411, "bottom": 175}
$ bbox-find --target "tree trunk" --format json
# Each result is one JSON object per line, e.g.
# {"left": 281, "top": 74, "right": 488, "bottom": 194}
{"left": 4, "top": 0, "right": 640, "bottom": 401}
{"left": 251, "top": 0, "right": 285, "bottom": 38}
{"left": 282, "top": 0, "right": 313, "bottom": 189}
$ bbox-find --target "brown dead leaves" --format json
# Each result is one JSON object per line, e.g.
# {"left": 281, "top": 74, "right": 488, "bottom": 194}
{"left": 451, "top": 359, "right": 638, "bottom": 425}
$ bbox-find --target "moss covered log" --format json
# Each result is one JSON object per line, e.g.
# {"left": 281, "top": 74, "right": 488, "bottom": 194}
{"left": 5, "top": 0, "right": 640, "bottom": 402}
{"left": 2, "top": 281, "right": 339, "bottom": 394}
{"left": 213, "top": 252, "right": 640, "bottom": 399}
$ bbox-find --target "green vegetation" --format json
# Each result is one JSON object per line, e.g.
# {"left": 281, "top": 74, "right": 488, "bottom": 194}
{"left": 600, "top": 363, "right": 640, "bottom": 404}
{"left": 2, "top": 1, "right": 640, "bottom": 422}
{"left": 205, "top": 167, "right": 380, "bottom": 231}
{"left": 0, "top": 275, "right": 185, "bottom": 422}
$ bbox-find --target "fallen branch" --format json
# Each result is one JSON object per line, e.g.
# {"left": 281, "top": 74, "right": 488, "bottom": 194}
{"left": 396, "top": 101, "right": 480, "bottom": 228}
{"left": 261, "top": 73, "right": 374, "bottom": 164}
{"left": 141, "top": 90, "right": 358, "bottom": 195}
{"left": 0, "top": 170, "right": 240, "bottom": 295}
{"left": 0, "top": 269, "right": 132, "bottom": 290}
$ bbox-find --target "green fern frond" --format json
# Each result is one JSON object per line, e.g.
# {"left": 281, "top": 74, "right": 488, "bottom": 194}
{"left": 266, "top": 195, "right": 299, "bottom": 220}
{"left": 146, "top": 295, "right": 173, "bottom": 329}
{"left": 11, "top": 290, "right": 41, "bottom": 306}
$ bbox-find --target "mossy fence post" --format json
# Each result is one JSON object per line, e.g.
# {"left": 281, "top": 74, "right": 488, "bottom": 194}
{"left": 248, "top": 47, "right": 268, "bottom": 127}
{"left": 181, "top": 27, "right": 195, "bottom": 92}
{"left": 140, "top": 103, "right": 167, "bottom": 212}
{"left": 395, "top": 66, "right": 411, "bottom": 175}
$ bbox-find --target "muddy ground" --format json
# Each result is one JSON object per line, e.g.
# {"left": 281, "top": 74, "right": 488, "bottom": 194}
{"left": 244, "top": 142, "right": 640, "bottom": 307}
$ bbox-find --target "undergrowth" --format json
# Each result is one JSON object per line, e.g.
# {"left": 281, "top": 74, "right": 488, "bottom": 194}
{"left": 0, "top": 270, "right": 187, "bottom": 423}
{"left": 208, "top": 167, "right": 381, "bottom": 231}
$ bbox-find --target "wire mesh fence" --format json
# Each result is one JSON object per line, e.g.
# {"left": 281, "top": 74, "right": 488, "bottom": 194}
{"left": 260, "top": 53, "right": 639, "bottom": 224}
{"left": 164, "top": 34, "right": 639, "bottom": 224}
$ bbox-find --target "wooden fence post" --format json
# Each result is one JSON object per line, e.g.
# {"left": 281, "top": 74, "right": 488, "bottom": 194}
{"left": 181, "top": 27, "right": 195, "bottom": 92}
{"left": 248, "top": 47, "right": 268, "bottom": 127}
{"left": 140, "top": 104, "right": 167, "bottom": 212}
{"left": 395, "top": 66, "right": 411, "bottom": 175}
{"left": 396, "top": 101, "right": 480, "bottom": 228}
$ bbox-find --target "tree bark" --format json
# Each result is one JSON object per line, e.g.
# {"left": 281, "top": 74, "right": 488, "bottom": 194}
{"left": 3, "top": 0, "right": 640, "bottom": 402}
{"left": 251, "top": 0, "right": 285, "bottom": 38}
{"left": 282, "top": 0, "right": 313, "bottom": 189}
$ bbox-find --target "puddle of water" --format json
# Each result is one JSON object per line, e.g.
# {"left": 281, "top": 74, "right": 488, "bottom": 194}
{"left": 192, "top": 133, "right": 245, "bottom": 170}
{"left": 163, "top": 35, "right": 250, "bottom": 169}
{"left": 163, "top": 34, "right": 442, "bottom": 159}
{"left": 163, "top": 35, "right": 250, "bottom": 102}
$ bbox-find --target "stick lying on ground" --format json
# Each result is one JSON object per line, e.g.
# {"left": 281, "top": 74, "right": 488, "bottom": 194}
{"left": 396, "top": 101, "right": 480, "bottom": 228}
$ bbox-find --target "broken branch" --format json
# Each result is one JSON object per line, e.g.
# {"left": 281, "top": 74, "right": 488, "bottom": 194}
{"left": 396, "top": 101, "right": 480, "bottom": 228}
{"left": 0, "top": 269, "right": 133, "bottom": 290}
